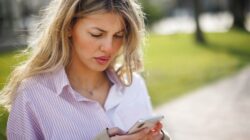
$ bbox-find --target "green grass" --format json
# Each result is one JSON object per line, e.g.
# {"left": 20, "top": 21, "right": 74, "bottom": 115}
{"left": 0, "top": 50, "right": 26, "bottom": 139}
{"left": 144, "top": 30, "right": 250, "bottom": 106}
{"left": 0, "top": 30, "right": 249, "bottom": 139}
{"left": 0, "top": 107, "right": 8, "bottom": 140}
{"left": 0, "top": 50, "right": 27, "bottom": 89}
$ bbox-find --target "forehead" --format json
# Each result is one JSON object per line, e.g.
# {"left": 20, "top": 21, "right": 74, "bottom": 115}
{"left": 76, "top": 12, "right": 125, "bottom": 31}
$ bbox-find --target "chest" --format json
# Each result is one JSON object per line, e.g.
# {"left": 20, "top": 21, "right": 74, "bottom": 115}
{"left": 36, "top": 101, "right": 112, "bottom": 140}
{"left": 76, "top": 82, "right": 111, "bottom": 107}
{"left": 32, "top": 86, "right": 152, "bottom": 139}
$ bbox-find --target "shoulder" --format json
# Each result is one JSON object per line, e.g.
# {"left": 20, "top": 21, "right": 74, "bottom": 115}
{"left": 107, "top": 69, "right": 146, "bottom": 90}
{"left": 132, "top": 72, "right": 145, "bottom": 84}
{"left": 121, "top": 72, "right": 149, "bottom": 100}
{"left": 127, "top": 72, "right": 147, "bottom": 91}
{"left": 16, "top": 72, "right": 56, "bottom": 102}
{"left": 20, "top": 72, "right": 55, "bottom": 92}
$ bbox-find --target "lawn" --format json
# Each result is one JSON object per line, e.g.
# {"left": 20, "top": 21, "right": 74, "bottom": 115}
{"left": 0, "top": 51, "right": 26, "bottom": 89}
{"left": 0, "top": 30, "right": 250, "bottom": 139}
{"left": 144, "top": 30, "right": 250, "bottom": 106}
{"left": 0, "top": 50, "right": 27, "bottom": 140}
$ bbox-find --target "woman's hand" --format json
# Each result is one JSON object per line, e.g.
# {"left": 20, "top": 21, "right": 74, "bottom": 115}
{"left": 108, "top": 122, "right": 164, "bottom": 140}
{"left": 144, "top": 122, "right": 164, "bottom": 140}
{"left": 109, "top": 127, "right": 150, "bottom": 140}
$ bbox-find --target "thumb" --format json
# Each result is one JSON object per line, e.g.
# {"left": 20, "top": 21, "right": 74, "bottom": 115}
{"left": 108, "top": 127, "right": 126, "bottom": 137}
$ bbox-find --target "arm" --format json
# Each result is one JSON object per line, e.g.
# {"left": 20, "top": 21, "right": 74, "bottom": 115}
{"left": 7, "top": 92, "right": 43, "bottom": 140}
{"left": 93, "top": 128, "right": 110, "bottom": 140}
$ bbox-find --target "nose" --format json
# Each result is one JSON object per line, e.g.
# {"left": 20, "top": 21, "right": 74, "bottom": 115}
{"left": 100, "top": 37, "right": 113, "bottom": 53}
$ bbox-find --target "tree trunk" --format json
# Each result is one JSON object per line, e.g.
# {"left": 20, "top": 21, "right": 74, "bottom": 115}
{"left": 193, "top": 0, "right": 206, "bottom": 44}
{"left": 0, "top": 1, "right": 3, "bottom": 36}
{"left": 230, "top": 0, "right": 248, "bottom": 30}
{"left": 0, "top": 0, "right": 14, "bottom": 36}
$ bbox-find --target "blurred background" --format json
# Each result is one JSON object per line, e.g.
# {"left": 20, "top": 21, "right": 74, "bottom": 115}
{"left": 0, "top": 0, "right": 250, "bottom": 140}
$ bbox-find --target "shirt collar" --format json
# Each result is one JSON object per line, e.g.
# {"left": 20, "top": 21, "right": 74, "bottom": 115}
{"left": 52, "top": 67, "right": 125, "bottom": 98}
{"left": 52, "top": 67, "right": 71, "bottom": 96}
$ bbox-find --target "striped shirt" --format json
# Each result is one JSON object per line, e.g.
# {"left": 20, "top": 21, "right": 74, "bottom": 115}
{"left": 7, "top": 67, "right": 153, "bottom": 140}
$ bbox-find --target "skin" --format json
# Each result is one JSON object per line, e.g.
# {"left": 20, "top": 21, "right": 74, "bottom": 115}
{"left": 66, "top": 12, "right": 124, "bottom": 106}
{"left": 69, "top": 12, "right": 125, "bottom": 73}
{"left": 67, "top": 11, "right": 163, "bottom": 139}
{"left": 109, "top": 122, "right": 163, "bottom": 140}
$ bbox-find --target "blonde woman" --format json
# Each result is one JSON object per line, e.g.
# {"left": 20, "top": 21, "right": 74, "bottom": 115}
{"left": 1, "top": 0, "right": 170, "bottom": 139}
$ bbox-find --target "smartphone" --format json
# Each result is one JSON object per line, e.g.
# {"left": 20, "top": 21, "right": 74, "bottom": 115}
{"left": 127, "top": 115, "right": 164, "bottom": 134}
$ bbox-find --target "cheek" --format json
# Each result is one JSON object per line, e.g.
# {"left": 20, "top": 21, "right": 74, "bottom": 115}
{"left": 113, "top": 40, "right": 123, "bottom": 53}
{"left": 73, "top": 35, "right": 97, "bottom": 54}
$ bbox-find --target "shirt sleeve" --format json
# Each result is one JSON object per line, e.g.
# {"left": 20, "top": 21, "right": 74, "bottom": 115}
{"left": 94, "top": 128, "right": 110, "bottom": 140}
{"left": 134, "top": 74, "right": 172, "bottom": 140}
{"left": 134, "top": 73, "right": 154, "bottom": 115}
{"left": 7, "top": 91, "right": 43, "bottom": 140}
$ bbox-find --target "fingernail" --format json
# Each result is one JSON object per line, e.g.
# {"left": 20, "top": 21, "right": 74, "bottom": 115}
{"left": 151, "top": 128, "right": 156, "bottom": 132}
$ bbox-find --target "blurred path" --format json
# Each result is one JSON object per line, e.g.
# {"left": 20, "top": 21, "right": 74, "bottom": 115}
{"left": 155, "top": 66, "right": 250, "bottom": 140}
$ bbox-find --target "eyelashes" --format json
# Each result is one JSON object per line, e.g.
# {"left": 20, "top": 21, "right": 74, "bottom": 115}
{"left": 90, "top": 33, "right": 102, "bottom": 38}
{"left": 89, "top": 33, "right": 124, "bottom": 39}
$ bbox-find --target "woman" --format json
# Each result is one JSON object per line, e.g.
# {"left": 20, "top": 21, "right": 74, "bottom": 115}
{"left": 0, "top": 0, "right": 170, "bottom": 139}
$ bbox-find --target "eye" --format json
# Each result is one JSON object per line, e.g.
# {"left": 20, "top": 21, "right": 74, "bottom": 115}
{"left": 89, "top": 33, "right": 102, "bottom": 38}
{"left": 114, "top": 33, "right": 124, "bottom": 39}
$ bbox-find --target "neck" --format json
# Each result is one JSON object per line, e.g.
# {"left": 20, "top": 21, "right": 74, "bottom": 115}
{"left": 66, "top": 63, "right": 107, "bottom": 92}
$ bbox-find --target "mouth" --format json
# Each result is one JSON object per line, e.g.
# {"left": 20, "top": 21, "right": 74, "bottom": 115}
{"left": 94, "top": 56, "right": 111, "bottom": 65}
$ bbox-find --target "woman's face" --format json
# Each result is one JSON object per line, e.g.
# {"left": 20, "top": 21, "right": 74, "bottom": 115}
{"left": 70, "top": 12, "right": 125, "bottom": 72}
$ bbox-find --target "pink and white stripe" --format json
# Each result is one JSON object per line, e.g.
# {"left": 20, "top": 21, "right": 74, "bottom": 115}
{"left": 7, "top": 67, "right": 153, "bottom": 140}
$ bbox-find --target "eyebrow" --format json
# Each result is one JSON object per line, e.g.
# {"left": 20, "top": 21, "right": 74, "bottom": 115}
{"left": 91, "top": 27, "right": 125, "bottom": 33}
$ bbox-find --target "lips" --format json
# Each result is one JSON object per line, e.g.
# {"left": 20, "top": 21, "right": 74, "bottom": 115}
{"left": 94, "top": 56, "right": 111, "bottom": 65}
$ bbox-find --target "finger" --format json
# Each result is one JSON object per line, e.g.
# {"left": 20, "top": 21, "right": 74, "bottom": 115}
{"left": 144, "top": 132, "right": 154, "bottom": 140}
{"left": 152, "top": 130, "right": 161, "bottom": 136}
{"left": 151, "top": 122, "right": 163, "bottom": 132}
{"left": 128, "top": 128, "right": 150, "bottom": 139}
{"left": 111, "top": 128, "right": 150, "bottom": 140}
{"left": 108, "top": 127, "right": 126, "bottom": 137}
{"left": 155, "top": 122, "right": 163, "bottom": 130}
{"left": 154, "top": 132, "right": 164, "bottom": 140}
{"left": 148, "top": 131, "right": 163, "bottom": 140}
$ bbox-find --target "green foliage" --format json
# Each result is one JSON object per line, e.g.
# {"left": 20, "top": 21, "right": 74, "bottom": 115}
{"left": 0, "top": 50, "right": 27, "bottom": 89}
{"left": 0, "top": 107, "right": 8, "bottom": 140}
{"left": 0, "top": 49, "right": 27, "bottom": 140}
{"left": 144, "top": 30, "right": 250, "bottom": 106}
{"left": 140, "top": 0, "right": 165, "bottom": 26}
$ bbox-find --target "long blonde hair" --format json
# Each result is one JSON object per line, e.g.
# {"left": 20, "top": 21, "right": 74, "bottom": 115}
{"left": 0, "top": 0, "right": 145, "bottom": 110}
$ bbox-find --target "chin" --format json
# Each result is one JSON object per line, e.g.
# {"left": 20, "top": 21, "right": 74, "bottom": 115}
{"left": 93, "top": 65, "right": 109, "bottom": 72}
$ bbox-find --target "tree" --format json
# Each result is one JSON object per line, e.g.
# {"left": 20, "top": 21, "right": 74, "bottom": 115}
{"left": 140, "top": 0, "right": 165, "bottom": 26}
{"left": 193, "top": 0, "right": 206, "bottom": 44}
{"left": 229, "top": 0, "right": 249, "bottom": 30}
{"left": 0, "top": 0, "right": 14, "bottom": 37}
